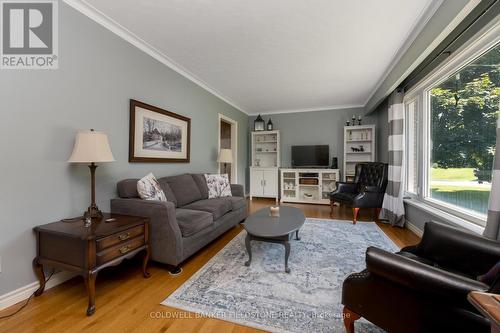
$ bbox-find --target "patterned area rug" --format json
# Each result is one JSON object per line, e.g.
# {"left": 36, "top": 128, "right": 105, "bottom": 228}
{"left": 162, "top": 219, "right": 399, "bottom": 332}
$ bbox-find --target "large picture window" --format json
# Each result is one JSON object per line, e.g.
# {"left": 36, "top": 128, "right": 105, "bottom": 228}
{"left": 426, "top": 43, "right": 499, "bottom": 217}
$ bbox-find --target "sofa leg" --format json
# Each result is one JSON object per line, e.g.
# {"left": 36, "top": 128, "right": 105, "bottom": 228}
{"left": 375, "top": 208, "right": 381, "bottom": 222}
{"left": 168, "top": 265, "right": 182, "bottom": 276}
{"left": 352, "top": 208, "right": 359, "bottom": 224}
{"left": 343, "top": 306, "right": 361, "bottom": 333}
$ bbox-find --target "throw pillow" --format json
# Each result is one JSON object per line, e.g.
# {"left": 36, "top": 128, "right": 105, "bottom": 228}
{"left": 478, "top": 261, "right": 500, "bottom": 285}
{"left": 204, "top": 174, "right": 232, "bottom": 199}
{"left": 137, "top": 173, "right": 167, "bottom": 201}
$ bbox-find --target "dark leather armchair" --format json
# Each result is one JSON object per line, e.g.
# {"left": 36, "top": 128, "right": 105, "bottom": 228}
{"left": 342, "top": 221, "right": 500, "bottom": 333}
{"left": 330, "top": 162, "right": 388, "bottom": 223}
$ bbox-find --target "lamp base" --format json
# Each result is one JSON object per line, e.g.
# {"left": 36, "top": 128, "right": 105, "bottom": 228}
{"left": 83, "top": 205, "right": 103, "bottom": 220}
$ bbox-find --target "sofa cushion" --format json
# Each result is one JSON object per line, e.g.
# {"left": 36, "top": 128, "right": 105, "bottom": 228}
{"left": 182, "top": 198, "right": 232, "bottom": 220}
{"left": 157, "top": 177, "right": 178, "bottom": 207}
{"left": 165, "top": 174, "right": 202, "bottom": 206}
{"left": 227, "top": 196, "right": 246, "bottom": 211}
{"left": 191, "top": 174, "right": 209, "bottom": 199}
{"left": 137, "top": 173, "right": 167, "bottom": 201}
{"left": 176, "top": 209, "right": 213, "bottom": 238}
{"left": 117, "top": 179, "right": 140, "bottom": 198}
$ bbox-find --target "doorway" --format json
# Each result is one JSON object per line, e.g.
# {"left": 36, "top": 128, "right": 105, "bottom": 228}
{"left": 218, "top": 114, "right": 238, "bottom": 183}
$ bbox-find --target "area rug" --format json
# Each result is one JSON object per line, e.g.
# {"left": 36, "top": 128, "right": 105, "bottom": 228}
{"left": 162, "top": 219, "right": 399, "bottom": 332}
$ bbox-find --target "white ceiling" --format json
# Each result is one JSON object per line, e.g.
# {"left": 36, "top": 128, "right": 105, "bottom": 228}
{"left": 75, "top": 0, "right": 438, "bottom": 114}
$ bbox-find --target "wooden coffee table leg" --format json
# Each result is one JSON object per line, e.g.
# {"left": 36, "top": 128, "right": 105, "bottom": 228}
{"left": 32, "top": 258, "right": 46, "bottom": 296}
{"left": 284, "top": 241, "right": 291, "bottom": 273}
{"left": 244, "top": 233, "right": 252, "bottom": 266}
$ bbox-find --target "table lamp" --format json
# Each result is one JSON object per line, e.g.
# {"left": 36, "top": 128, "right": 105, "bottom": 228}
{"left": 218, "top": 148, "right": 233, "bottom": 180}
{"left": 68, "top": 129, "right": 115, "bottom": 219}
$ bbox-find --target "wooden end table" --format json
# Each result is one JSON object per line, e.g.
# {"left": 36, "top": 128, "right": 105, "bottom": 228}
{"left": 468, "top": 291, "right": 500, "bottom": 333}
{"left": 33, "top": 213, "right": 150, "bottom": 316}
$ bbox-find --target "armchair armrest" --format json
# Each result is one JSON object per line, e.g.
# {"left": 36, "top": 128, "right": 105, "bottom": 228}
{"left": 366, "top": 247, "right": 488, "bottom": 304}
{"left": 332, "top": 181, "right": 358, "bottom": 194}
{"left": 415, "top": 222, "right": 500, "bottom": 277}
{"left": 111, "top": 198, "right": 183, "bottom": 264}
{"left": 230, "top": 184, "right": 244, "bottom": 197}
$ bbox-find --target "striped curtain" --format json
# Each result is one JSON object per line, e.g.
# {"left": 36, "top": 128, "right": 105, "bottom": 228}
{"left": 483, "top": 116, "right": 500, "bottom": 241}
{"left": 380, "top": 90, "right": 405, "bottom": 227}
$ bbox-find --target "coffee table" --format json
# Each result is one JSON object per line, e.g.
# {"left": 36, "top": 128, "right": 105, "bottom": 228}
{"left": 243, "top": 206, "right": 305, "bottom": 273}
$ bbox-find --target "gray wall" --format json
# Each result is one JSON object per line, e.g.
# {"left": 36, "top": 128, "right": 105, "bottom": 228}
{"left": 248, "top": 108, "right": 378, "bottom": 173}
{"left": 0, "top": 3, "right": 248, "bottom": 295}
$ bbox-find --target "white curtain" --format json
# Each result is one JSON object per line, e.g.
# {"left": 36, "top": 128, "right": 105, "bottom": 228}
{"left": 483, "top": 116, "right": 500, "bottom": 240}
{"left": 380, "top": 90, "right": 405, "bottom": 227}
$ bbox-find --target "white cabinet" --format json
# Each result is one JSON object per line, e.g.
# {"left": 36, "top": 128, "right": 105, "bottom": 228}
{"left": 280, "top": 168, "right": 340, "bottom": 204}
{"left": 250, "top": 167, "right": 279, "bottom": 201}
{"left": 343, "top": 125, "right": 376, "bottom": 181}
{"left": 250, "top": 130, "right": 280, "bottom": 201}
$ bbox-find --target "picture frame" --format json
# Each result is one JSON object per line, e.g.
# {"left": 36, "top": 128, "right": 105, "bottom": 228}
{"left": 129, "top": 99, "right": 191, "bottom": 163}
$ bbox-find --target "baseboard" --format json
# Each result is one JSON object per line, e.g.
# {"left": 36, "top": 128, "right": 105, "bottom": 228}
{"left": 0, "top": 271, "right": 76, "bottom": 311}
{"left": 405, "top": 219, "right": 424, "bottom": 238}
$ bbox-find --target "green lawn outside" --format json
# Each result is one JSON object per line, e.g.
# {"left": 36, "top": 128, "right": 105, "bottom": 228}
{"left": 430, "top": 167, "right": 476, "bottom": 181}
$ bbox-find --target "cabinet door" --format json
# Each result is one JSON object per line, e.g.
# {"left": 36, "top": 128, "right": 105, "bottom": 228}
{"left": 250, "top": 169, "right": 264, "bottom": 196}
{"left": 263, "top": 170, "right": 278, "bottom": 197}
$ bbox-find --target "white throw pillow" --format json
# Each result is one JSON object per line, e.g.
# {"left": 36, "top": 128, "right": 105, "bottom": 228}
{"left": 204, "top": 174, "right": 232, "bottom": 199}
{"left": 137, "top": 173, "right": 167, "bottom": 201}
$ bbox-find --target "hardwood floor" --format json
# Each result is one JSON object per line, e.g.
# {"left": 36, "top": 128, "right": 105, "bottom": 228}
{"left": 0, "top": 198, "right": 420, "bottom": 332}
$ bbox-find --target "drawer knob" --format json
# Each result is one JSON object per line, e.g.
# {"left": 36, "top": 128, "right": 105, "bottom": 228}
{"left": 118, "top": 232, "right": 131, "bottom": 241}
{"left": 119, "top": 245, "right": 131, "bottom": 254}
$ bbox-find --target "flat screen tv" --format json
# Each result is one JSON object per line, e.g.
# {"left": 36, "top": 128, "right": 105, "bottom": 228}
{"left": 291, "top": 145, "right": 329, "bottom": 168}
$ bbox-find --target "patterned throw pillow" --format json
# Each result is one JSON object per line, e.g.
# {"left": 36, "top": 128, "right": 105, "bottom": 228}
{"left": 204, "top": 174, "right": 232, "bottom": 199}
{"left": 137, "top": 173, "right": 167, "bottom": 201}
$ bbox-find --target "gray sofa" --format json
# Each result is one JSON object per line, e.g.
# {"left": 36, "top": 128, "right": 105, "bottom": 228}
{"left": 111, "top": 173, "right": 247, "bottom": 273}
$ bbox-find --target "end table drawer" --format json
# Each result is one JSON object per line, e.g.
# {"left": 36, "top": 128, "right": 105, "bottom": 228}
{"left": 96, "top": 225, "right": 144, "bottom": 252}
{"left": 96, "top": 236, "right": 145, "bottom": 265}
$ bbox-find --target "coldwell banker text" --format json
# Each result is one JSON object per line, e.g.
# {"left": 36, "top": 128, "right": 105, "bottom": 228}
{"left": 1, "top": 0, "right": 58, "bottom": 69}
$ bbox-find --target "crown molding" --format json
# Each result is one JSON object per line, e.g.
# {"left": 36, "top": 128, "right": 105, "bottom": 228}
{"left": 363, "top": 0, "right": 444, "bottom": 108}
{"left": 251, "top": 104, "right": 364, "bottom": 116}
{"left": 63, "top": 0, "right": 249, "bottom": 115}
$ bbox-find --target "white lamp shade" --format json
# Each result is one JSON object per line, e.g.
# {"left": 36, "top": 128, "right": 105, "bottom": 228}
{"left": 218, "top": 149, "right": 233, "bottom": 163}
{"left": 68, "top": 130, "right": 115, "bottom": 163}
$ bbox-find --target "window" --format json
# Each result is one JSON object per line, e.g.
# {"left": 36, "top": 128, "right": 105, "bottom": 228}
{"left": 405, "top": 99, "right": 418, "bottom": 195}
{"left": 425, "top": 43, "right": 499, "bottom": 217}
{"left": 404, "top": 26, "right": 499, "bottom": 226}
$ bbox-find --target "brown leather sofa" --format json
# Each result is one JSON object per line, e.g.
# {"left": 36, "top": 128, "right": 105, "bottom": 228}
{"left": 111, "top": 173, "right": 247, "bottom": 273}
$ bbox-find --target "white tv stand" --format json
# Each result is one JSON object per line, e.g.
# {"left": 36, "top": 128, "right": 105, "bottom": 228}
{"left": 280, "top": 168, "right": 340, "bottom": 204}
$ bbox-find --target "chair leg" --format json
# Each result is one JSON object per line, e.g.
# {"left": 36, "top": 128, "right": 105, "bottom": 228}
{"left": 343, "top": 306, "right": 361, "bottom": 333}
{"left": 352, "top": 207, "right": 360, "bottom": 224}
{"left": 330, "top": 199, "right": 335, "bottom": 216}
{"left": 375, "top": 208, "right": 381, "bottom": 222}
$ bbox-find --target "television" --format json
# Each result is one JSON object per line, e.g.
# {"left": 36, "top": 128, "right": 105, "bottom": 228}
{"left": 291, "top": 145, "right": 329, "bottom": 168}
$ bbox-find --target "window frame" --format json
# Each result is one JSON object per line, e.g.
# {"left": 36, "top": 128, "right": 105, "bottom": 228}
{"left": 403, "top": 20, "right": 500, "bottom": 228}
{"left": 404, "top": 97, "right": 419, "bottom": 197}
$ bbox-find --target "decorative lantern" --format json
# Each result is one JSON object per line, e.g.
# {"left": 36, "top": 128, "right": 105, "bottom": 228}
{"left": 267, "top": 119, "right": 274, "bottom": 131}
{"left": 254, "top": 114, "right": 265, "bottom": 131}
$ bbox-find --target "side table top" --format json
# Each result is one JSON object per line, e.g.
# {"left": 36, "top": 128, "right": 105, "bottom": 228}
{"left": 33, "top": 213, "right": 148, "bottom": 240}
{"left": 468, "top": 291, "right": 500, "bottom": 328}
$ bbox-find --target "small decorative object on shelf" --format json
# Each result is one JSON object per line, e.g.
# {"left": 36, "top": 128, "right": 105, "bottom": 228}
{"left": 267, "top": 119, "right": 274, "bottom": 131}
{"left": 359, "top": 145, "right": 364, "bottom": 152}
{"left": 358, "top": 115, "right": 362, "bottom": 125}
{"left": 351, "top": 115, "right": 356, "bottom": 125}
{"left": 270, "top": 206, "right": 280, "bottom": 217}
{"left": 331, "top": 157, "right": 338, "bottom": 169}
{"left": 346, "top": 120, "right": 350, "bottom": 126}
{"left": 254, "top": 114, "right": 265, "bottom": 131}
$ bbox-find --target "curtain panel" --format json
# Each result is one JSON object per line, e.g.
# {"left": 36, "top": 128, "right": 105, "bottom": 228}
{"left": 380, "top": 90, "right": 405, "bottom": 227}
{"left": 483, "top": 116, "right": 500, "bottom": 240}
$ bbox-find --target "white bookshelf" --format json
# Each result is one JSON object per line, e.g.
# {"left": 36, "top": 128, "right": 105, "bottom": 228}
{"left": 250, "top": 130, "right": 280, "bottom": 201}
{"left": 280, "top": 168, "right": 340, "bottom": 204}
{"left": 343, "top": 125, "right": 375, "bottom": 181}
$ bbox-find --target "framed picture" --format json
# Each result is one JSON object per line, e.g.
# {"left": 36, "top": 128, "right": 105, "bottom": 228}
{"left": 129, "top": 99, "right": 191, "bottom": 163}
